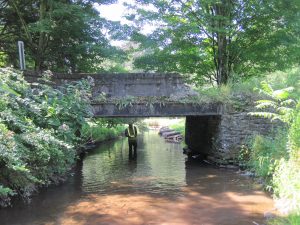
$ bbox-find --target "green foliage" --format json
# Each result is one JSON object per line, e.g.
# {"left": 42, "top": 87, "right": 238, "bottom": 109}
{"left": 0, "top": 68, "right": 92, "bottom": 206}
{"left": 247, "top": 132, "right": 288, "bottom": 183}
{"left": 0, "top": 0, "right": 125, "bottom": 72}
{"left": 289, "top": 106, "right": 300, "bottom": 157}
{"left": 193, "top": 68, "right": 300, "bottom": 109}
{"left": 272, "top": 159, "right": 300, "bottom": 213}
{"left": 0, "top": 185, "right": 15, "bottom": 207}
{"left": 0, "top": 52, "right": 7, "bottom": 67}
{"left": 271, "top": 108, "right": 300, "bottom": 213}
{"left": 0, "top": 185, "right": 14, "bottom": 197}
{"left": 95, "top": 95, "right": 170, "bottom": 110}
{"left": 268, "top": 213, "right": 300, "bottom": 225}
{"left": 115, "top": 95, "right": 135, "bottom": 110}
{"left": 129, "top": 0, "right": 300, "bottom": 85}
{"left": 249, "top": 81, "right": 296, "bottom": 123}
{"left": 246, "top": 73, "right": 300, "bottom": 214}
{"left": 82, "top": 120, "right": 124, "bottom": 143}
{"left": 169, "top": 119, "right": 185, "bottom": 136}
{"left": 195, "top": 85, "right": 232, "bottom": 103}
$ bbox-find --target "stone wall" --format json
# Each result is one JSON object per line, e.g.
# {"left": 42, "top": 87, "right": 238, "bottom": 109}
{"left": 185, "top": 112, "right": 282, "bottom": 165}
{"left": 211, "top": 112, "right": 281, "bottom": 164}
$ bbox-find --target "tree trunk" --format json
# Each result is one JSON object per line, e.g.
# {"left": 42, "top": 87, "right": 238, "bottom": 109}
{"left": 215, "top": 0, "right": 231, "bottom": 85}
{"left": 35, "top": 0, "right": 47, "bottom": 71}
{"left": 216, "top": 34, "right": 228, "bottom": 85}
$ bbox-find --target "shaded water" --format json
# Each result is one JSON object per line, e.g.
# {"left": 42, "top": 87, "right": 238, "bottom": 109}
{"left": 0, "top": 131, "right": 275, "bottom": 225}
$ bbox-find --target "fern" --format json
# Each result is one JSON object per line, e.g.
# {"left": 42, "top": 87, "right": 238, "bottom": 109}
{"left": 255, "top": 100, "right": 277, "bottom": 109}
{"left": 258, "top": 81, "right": 274, "bottom": 97}
{"left": 272, "top": 87, "right": 294, "bottom": 100}
{"left": 248, "top": 112, "right": 281, "bottom": 121}
{"left": 250, "top": 81, "right": 297, "bottom": 124}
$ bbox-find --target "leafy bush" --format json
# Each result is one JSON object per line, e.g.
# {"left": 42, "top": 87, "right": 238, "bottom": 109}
{"left": 289, "top": 106, "right": 300, "bottom": 157}
{"left": 271, "top": 107, "right": 300, "bottom": 214}
{"left": 0, "top": 68, "right": 93, "bottom": 206}
{"left": 0, "top": 185, "right": 15, "bottom": 207}
{"left": 248, "top": 73, "right": 300, "bottom": 215}
{"left": 169, "top": 119, "right": 186, "bottom": 136}
{"left": 248, "top": 132, "right": 288, "bottom": 184}
{"left": 82, "top": 119, "right": 125, "bottom": 143}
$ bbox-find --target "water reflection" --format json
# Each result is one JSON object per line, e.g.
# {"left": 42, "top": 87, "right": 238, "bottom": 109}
{"left": 0, "top": 131, "right": 275, "bottom": 225}
{"left": 81, "top": 132, "right": 186, "bottom": 195}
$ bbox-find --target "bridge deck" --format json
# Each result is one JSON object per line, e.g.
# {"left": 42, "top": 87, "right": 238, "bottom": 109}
{"left": 92, "top": 102, "right": 223, "bottom": 117}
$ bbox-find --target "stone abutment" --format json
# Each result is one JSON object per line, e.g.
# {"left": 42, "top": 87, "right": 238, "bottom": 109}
{"left": 185, "top": 112, "right": 280, "bottom": 165}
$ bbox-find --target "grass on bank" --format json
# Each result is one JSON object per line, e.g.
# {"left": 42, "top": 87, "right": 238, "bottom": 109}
{"left": 234, "top": 68, "right": 300, "bottom": 220}
{"left": 268, "top": 213, "right": 300, "bottom": 225}
{"left": 82, "top": 120, "right": 125, "bottom": 143}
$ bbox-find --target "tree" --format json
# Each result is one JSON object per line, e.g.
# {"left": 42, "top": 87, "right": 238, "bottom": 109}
{"left": 0, "top": 0, "right": 125, "bottom": 72}
{"left": 128, "top": 0, "right": 300, "bottom": 85}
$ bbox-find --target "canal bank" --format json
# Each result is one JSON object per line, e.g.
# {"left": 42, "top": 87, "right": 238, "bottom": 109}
{"left": 0, "top": 131, "right": 276, "bottom": 225}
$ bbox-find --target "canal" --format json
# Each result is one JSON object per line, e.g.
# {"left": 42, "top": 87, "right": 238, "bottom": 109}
{"left": 0, "top": 131, "right": 275, "bottom": 225}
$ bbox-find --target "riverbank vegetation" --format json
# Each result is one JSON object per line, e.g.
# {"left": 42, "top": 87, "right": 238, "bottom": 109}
{"left": 0, "top": 68, "right": 93, "bottom": 206}
{"left": 0, "top": 68, "right": 125, "bottom": 207}
{"left": 169, "top": 119, "right": 185, "bottom": 136}
{"left": 197, "top": 68, "right": 300, "bottom": 105}
{"left": 234, "top": 69, "right": 300, "bottom": 221}
{"left": 269, "top": 213, "right": 300, "bottom": 225}
{"left": 82, "top": 119, "right": 125, "bottom": 143}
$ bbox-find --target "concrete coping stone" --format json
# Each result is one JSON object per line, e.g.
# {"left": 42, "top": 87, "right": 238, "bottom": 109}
{"left": 24, "top": 71, "right": 184, "bottom": 80}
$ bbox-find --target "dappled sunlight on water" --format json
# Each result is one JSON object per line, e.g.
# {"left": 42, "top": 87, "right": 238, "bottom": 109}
{"left": 0, "top": 131, "right": 276, "bottom": 225}
{"left": 58, "top": 188, "right": 274, "bottom": 225}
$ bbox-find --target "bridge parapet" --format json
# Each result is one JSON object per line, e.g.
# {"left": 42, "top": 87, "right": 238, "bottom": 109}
{"left": 24, "top": 71, "right": 196, "bottom": 99}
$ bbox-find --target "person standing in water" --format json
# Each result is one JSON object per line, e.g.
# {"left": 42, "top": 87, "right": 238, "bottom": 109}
{"left": 125, "top": 123, "right": 138, "bottom": 158}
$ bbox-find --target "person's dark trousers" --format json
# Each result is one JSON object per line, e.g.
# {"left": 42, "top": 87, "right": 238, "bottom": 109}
{"left": 128, "top": 140, "right": 137, "bottom": 159}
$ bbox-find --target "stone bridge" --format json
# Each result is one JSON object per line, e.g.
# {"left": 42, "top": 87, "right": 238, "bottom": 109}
{"left": 24, "top": 72, "right": 222, "bottom": 117}
{"left": 24, "top": 71, "right": 277, "bottom": 165}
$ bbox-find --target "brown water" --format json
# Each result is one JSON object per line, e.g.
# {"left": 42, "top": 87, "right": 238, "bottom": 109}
{"left": 0, "top": 131, "right": 275, "bottom": 225}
